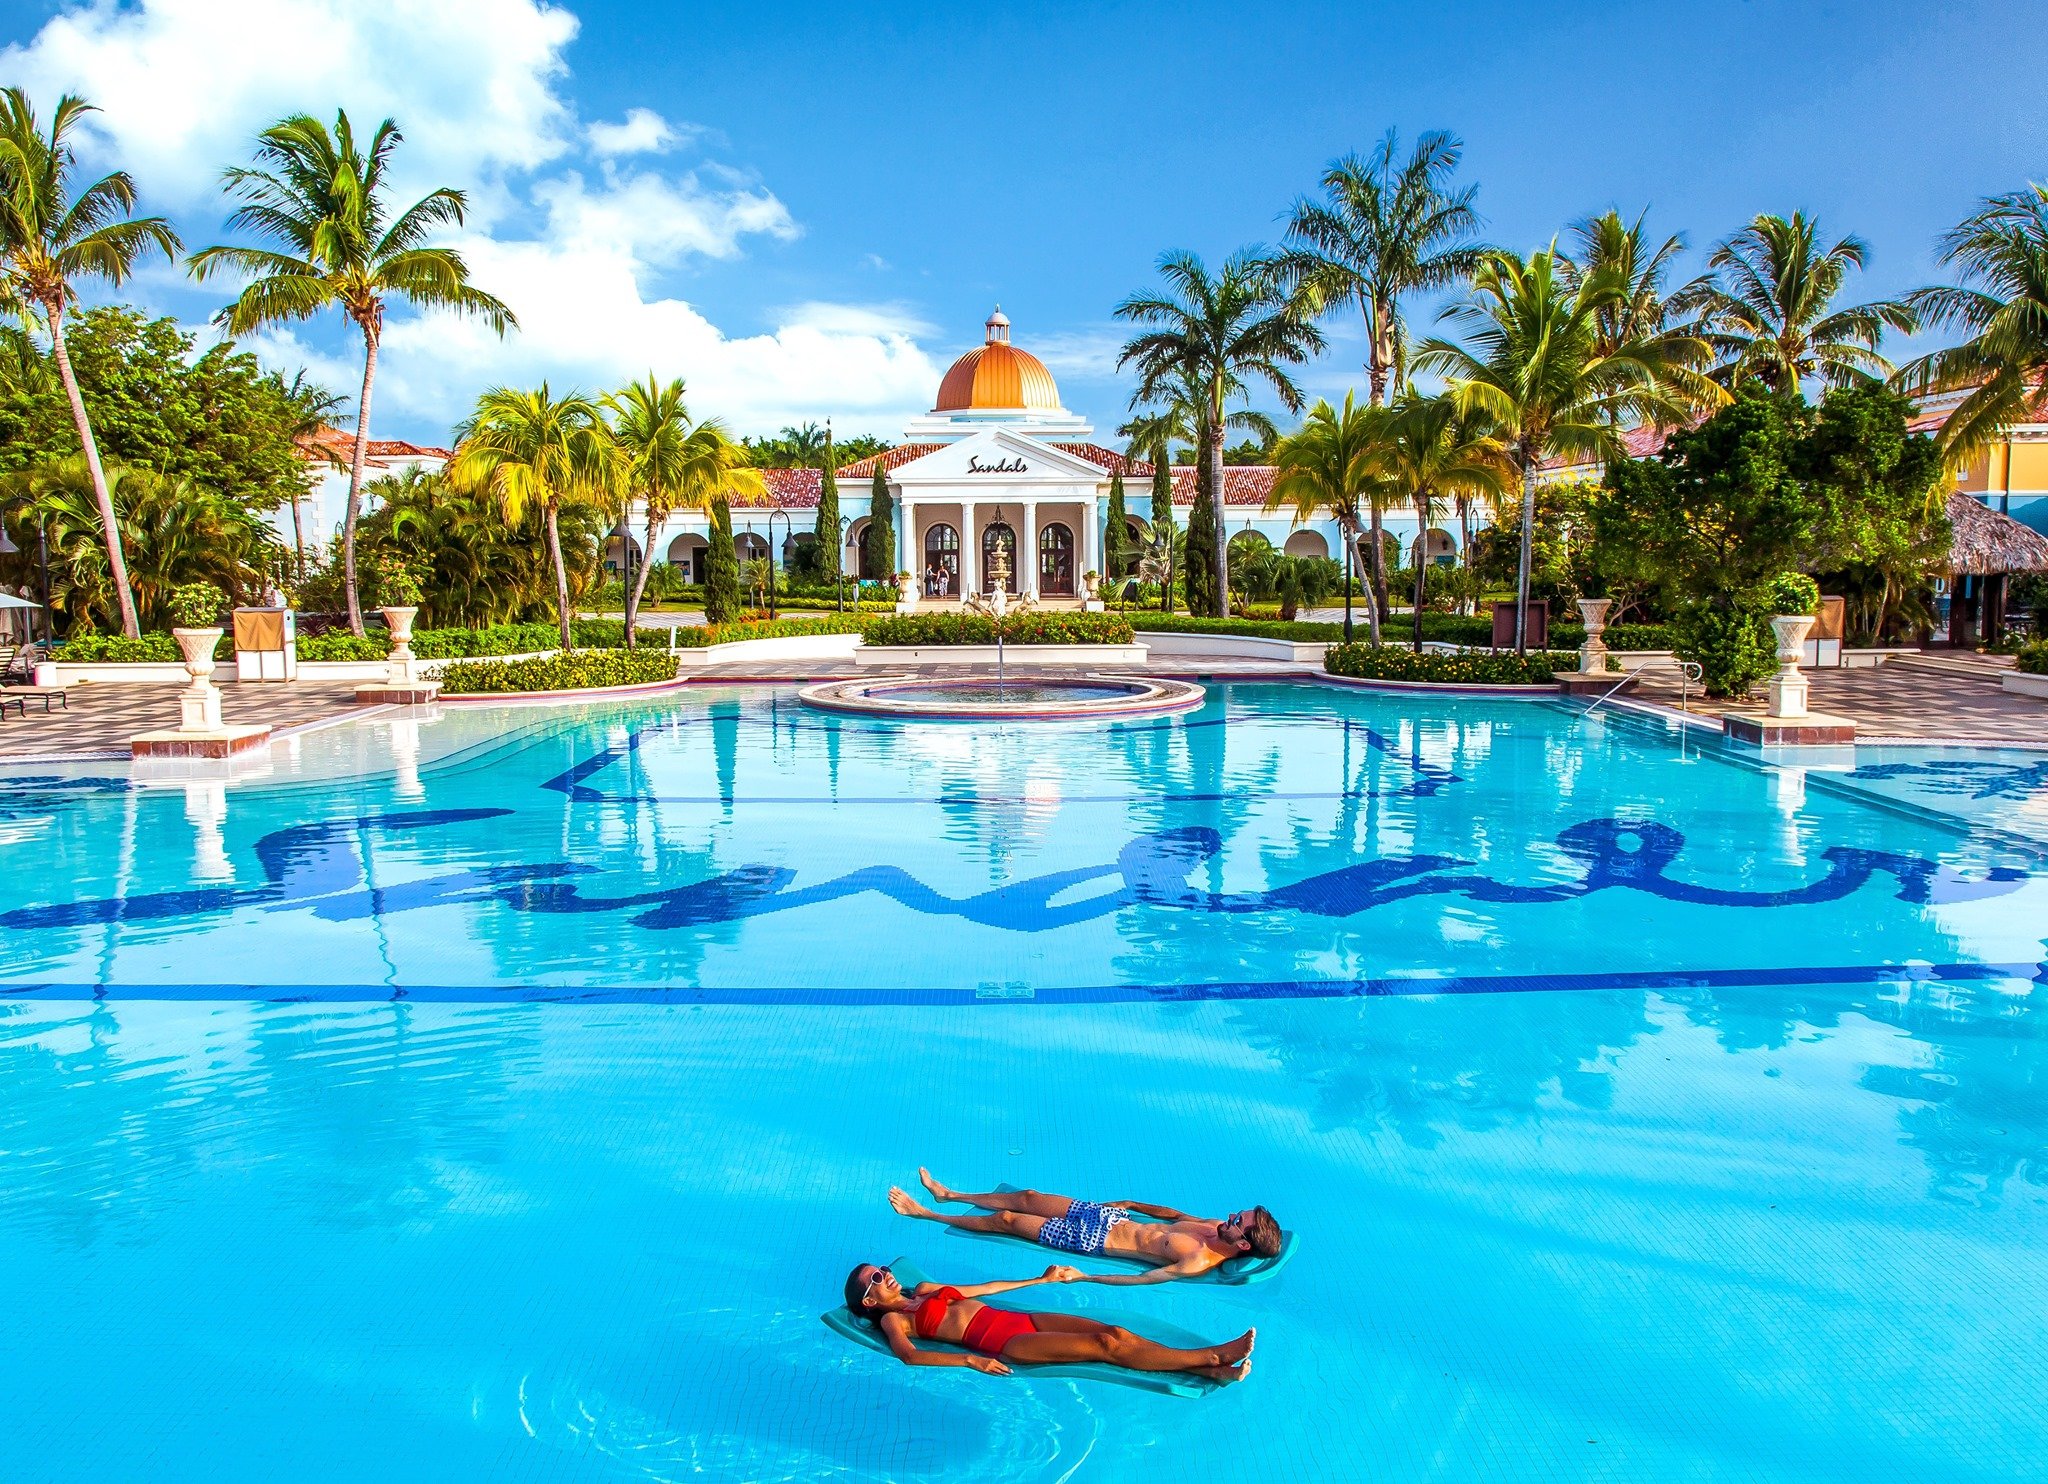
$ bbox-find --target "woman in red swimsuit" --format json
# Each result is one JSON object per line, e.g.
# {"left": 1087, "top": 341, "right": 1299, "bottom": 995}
{"left": 844, "top": 1262, "right": 1254, "bottom": 1382}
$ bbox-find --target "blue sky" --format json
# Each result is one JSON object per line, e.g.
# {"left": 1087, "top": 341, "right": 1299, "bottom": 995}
{"left": 6, "top": 0, "right": 2047, "bottom": 450}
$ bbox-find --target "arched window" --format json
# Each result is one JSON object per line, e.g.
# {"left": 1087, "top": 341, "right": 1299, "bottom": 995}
{"left": 1038, "top": 522, "right": 1074, "bottom": 595}
{"left": 982, "top": 521, "right": 1018, "bottom": 593}
{"left": 735, "top": 532, "right": 769, "bottom": 565}
{"left": 666, "top": 533, "right": 707, "bottom": 584}
{"left": 923, "top": 523, "right": 959, "bottom": 595}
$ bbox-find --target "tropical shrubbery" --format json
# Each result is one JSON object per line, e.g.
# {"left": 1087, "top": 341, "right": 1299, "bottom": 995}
{"left": 2014, "top": 641, "right": 2048, "bottom": 676}
{"left": 861, "top": 612, "right": 1136, "bottom": 646}
{"left": 1325, "top": 643, "right": 1574, "bottom": 685}
{"left": 671, "top": 615, "right": 867, "bottom": 647}
{"left": 1134, "top": 613, "right": 1347, "bottom": 642}
{"left": 433, "top": 649, "right": 680, "bottom": 695}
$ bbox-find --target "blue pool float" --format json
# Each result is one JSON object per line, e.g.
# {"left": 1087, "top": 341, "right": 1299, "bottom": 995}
{"left": 940, "top": 1186, "right": 1299, "bottom": 1285}
{"left": 821, "top": 1259, "right": 1225, "bottom": 1397}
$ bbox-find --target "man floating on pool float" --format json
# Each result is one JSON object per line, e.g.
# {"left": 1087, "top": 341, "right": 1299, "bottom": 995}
{"left": 888, "top": 1169, "right": 1288, "bottom": 1284}
{"left": 840, "top": 1261, "right": 1255, "bottom": 1383}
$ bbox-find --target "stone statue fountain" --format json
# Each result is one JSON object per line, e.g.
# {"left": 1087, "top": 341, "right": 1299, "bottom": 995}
{"left": 964, "top": 524, "right": 1035, "bottom": 685}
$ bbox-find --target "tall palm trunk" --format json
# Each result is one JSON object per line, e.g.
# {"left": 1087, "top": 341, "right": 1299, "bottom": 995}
{"left": 624, "top": 508, "right": 663, "bottom": 650}
{"left": 1206, "top": 420, "right": 1229, "bottom": 618}
{"left": 545, "top": 503, "right": 573, "bottom": 652}
{"left": 1410, "top": 495, "right": 1433, "bottom": 653}
{"left": 46, "top": 303, "right": 140, "bottom": 638}
{"left": 1340, "top": 518, "right": 1355, "bottom": 643}
{"left": 1458, "top": 495, "right": 1473, "bottom": 613}
{"left": 342, "top": 325, "right": 380, "bottom": 637}
{"left": 1513, "top": 460, "right": 1536, "bottom": 656}
{"left": 1366, "top": 501, "right": 1389, "bottom": 627}
{"left": 289, "top": 483, "right": 306, "bottom": 584}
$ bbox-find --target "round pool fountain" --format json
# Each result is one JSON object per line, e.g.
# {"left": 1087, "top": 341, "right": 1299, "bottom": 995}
{"left": 798, "top": 674, "right": 1205, "bottom": 721}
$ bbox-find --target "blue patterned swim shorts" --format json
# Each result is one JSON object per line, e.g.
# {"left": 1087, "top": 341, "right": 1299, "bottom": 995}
{"left": 1036, "top": 1199, "right": 1131, "bottom": 1256}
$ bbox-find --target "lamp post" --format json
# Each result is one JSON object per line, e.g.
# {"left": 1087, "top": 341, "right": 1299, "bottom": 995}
{"left": 766, "top": 509, "right": 790, "bottom": 620}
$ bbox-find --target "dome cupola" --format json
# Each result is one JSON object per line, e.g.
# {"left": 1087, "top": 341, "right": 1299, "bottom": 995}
{"left": 933, "top": 307, "right": 1061, "bottom": 413}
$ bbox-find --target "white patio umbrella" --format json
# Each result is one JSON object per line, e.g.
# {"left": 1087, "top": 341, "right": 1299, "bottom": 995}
{"left": 0, "top": 593, "right": 41, "bottom": 610}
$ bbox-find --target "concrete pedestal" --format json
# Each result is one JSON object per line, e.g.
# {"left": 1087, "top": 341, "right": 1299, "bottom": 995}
{"left": 1723, "top": 711, "right": 1857, "bottom": 747}
{"left": 131, "top": 724, "right": 273, "bottom": 759}
{"left": 355, "top": 681, "right": 443, "bottom": 705}
{"left": 1556, "top": 670, "right": 1635, "bottom": 698}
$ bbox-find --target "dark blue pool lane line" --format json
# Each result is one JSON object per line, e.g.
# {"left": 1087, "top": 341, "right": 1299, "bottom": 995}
{"left": 4, "top": 958, "right": 2041, "bottom": 1006}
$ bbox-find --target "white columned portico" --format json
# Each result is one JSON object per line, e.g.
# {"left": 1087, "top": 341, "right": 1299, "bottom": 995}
{"left": 1021, "top": 500, "right": 1038, "bottom": 599}
{"left": 1082, "top": 502, "right": 1098, "bottom": 581}
{"left": 896, "top": 493, "right": 910, "bottom": 577}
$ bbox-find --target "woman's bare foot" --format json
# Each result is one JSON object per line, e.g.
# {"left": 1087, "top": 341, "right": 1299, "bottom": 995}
{"left": 918, "top": 1167, "right": 958, "bottom": 1202}
{"left": 1216, "top": 1329, "right": 1255, "bottom": 1367}
{"left": 888, "top": 1186, "right": 936, "bottom": 1219}
{"left": 1197, "top": 1356, "right": 1253, "bottom": 1385}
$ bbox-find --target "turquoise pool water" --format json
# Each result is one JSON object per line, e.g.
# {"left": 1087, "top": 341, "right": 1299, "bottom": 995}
{"left": 2, "top": 683, "right": 2045, "bottom": 1479}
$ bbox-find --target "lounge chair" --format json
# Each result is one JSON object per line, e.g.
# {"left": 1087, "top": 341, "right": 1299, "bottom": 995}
{"left": 2, "top": 683, "right": 67, "bottom": 713}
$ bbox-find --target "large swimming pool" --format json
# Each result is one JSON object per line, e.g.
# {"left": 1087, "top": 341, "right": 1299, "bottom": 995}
{"left": 3, "top": 682, "right": 2044, "bottom": 1480}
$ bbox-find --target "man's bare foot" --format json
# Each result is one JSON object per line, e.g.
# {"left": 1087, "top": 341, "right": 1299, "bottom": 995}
{"left": 918, "top": 1167, "right": 958, "bottom": 1202}
{"left": 888, "top": 1186, "right": 936, "bottom": 1219}
{"left": 1198, "top": 1356, "right": 1252, "bottom": 1385}
{"left": 1216, "top": 1329, "right": 1255, "bottom": 1367}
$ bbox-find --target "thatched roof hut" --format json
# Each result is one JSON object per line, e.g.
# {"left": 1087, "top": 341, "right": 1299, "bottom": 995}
{"left": 1943, "top": 492, "right": 2048, "bottom": 576}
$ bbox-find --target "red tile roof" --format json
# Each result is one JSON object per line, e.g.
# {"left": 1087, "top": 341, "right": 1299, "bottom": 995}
{"left": 294, "top": 426, "right": 452, "bottom": 466}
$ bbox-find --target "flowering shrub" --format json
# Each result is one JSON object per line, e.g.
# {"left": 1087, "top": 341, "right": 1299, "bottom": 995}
{"left": 434, "top": 649, "right": 680, "bottom": 695}
{"left": 1324, "top": 643, "right": 1574, "bottom": 686}
{"left": 862, "top": 612, "right": 1135, "bottom": 645}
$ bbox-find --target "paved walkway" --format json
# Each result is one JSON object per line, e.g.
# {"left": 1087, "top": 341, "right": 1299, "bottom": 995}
{"left": 1624, "top": 652, "right": 2046, "bottom": 745}
{"left": 0, "top": 680, "right": 367, "bottom": 761}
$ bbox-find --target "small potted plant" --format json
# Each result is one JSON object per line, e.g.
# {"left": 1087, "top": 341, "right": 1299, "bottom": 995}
{"left": 168, "top": 581, "right": 229, "bottom": 731}
{"left": 378, "top": 567, "right": 426, "bottom": 681}
{"left": 1765, "top": 571, "right": 1822, "bottom": 718}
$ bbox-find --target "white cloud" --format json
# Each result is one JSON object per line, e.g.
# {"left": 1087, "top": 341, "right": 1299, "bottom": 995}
{"left": 533, "top": 168, "right": 797, "bottom": 267}
{"left": 586, "top": 107, "right": 679, "bottom": 156}
{"left": 7, "top": 0, "right": 949, "bottom": 483}
{"left": 3, "top": 0, "right": 579, "bottom": 209}
{"left": 1026, "top": 328, "right": 1127, "bottom": 378}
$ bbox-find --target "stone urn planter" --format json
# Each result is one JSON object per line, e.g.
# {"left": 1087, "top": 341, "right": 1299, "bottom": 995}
{"left": 895, "top": 570, "right": 919, "bottom": 613}
{"left": 1766, "top": 614, "right": 1817, "bottom": 718}
{"left": 1575, "top": 597, "right": 1612, "bottom": 675}
{"left": 171, "top": 626, "right": 226, "bottom": 732}
{"left": 1081, "top": 569, "right": 1105, "bottom": 612}
{"left": 380, "top": 605, "right": 421, "bottom": 685}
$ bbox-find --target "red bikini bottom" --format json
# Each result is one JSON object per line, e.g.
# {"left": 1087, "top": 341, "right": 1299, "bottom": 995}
{"left": 963, "top": 1306, "right": 1039, "bottom": 1356}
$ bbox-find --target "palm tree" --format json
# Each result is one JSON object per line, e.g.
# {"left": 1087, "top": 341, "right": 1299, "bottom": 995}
{"left": 780, "top": 421, "right": 829, "bottom": 466}
{"left": 1559, "top": 209, "right": 1723, "bottom": 416}
{"left": 1118, "top": 249, "right": 1322, "bottom": 617}
{"left": 1896, "top": 183, "right": 2048, "bottom": 464}
{"left": 447, "top": 385, "right": 616, "bottom": 652}
{"left": 0, "top": 90, "right": 182, "bottom": 639}
{"left": 1416, "top": 248, "right": 1690, "bottom": 652}
{"left": 1678, "top": 212, "right": 1915, "bottom": 395}
{"left": 1269, "top": 391, "right": 1386, "bottom": 643}
{"left": 603, "top": 375, "right": 763, "bottom": 645}
{"left": 189, "top": 111, "right": 516, "bottom": 636}
{"left": 1377, "top": 389, "right": 1508, "bottom": 650}
{"left": 1283, "top": 129, "right": 1487, "bottom": 406}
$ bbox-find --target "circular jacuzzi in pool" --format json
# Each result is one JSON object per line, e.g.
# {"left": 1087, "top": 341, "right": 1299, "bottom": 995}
{"left": 797, "top": 674, "right": 1205, "bottom": 720}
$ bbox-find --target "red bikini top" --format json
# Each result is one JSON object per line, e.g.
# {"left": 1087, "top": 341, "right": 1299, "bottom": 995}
{"left": 913, "top": 1286, "right": 964, "bottom": 1339}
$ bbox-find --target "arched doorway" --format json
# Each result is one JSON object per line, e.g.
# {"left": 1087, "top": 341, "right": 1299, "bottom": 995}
{"left": 1283, "top": 530, "right": 1328, "bottom": 560}
{"left": 1411, "top": 527, "right": 1456, "bottom": 566}
{"left": 847, "top": 518, "right": 874, "bottom": 578}
{"left": 982, "top": 521, "right": 1018, "bottom": 594}
{"left": 666, "top": 533, "right": 707, "bottom": 584}
{"left": 923, "top": 522, "right": 959, "bottom": 595}
{"left": 735, "top": 532, "right": 769, "bottom": 565}
{"left": 603, "top": 532, "right": 643, "bottom": 575}
{"left": 1039, "top": 522, "right": 1075, "bottom": 596}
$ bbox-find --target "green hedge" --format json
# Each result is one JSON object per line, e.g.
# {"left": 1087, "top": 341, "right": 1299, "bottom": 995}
{"left": 434, "top": 649, "right": 681, "bottom": 695}
{"left": 2015, "top": 641, "right": 2048, "bottom": 676}
{"left": 1325, "top": 643, "right": 1575, "bottom": 686}
{"left": 670, "top": 615, "right": 868, "bottom": 647}
{"left": 53, "top": 633, "right": 192, "bottom": 662}
{"left": 862, "top": 612, "right": 1135, "bottom": 646}
{"left": 296, "top": 632, "right": 387, "bottom": 661}
{"left": 1131, "top": 614, "right": 1346, "bottom": 641}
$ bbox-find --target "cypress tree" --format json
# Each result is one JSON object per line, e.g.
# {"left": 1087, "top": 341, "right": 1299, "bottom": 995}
{"left": 865, "top": 465, "right": 896, "bottom": 582}
{"left": 706, "top": 495, "right": 741, "bottom": 622}
{"left": 813, "top": 437, "right": 842, "bottom": 581}
{"left": 1104, "top": 470, "right": 1128, "bottom": 579}
{"left": 1150, "top": 447, "right": 1176, "bottom": 612}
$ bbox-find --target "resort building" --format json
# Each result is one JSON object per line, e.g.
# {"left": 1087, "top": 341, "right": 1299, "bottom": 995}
{"left": 622, "top": 310, "right": 1460, "bottom": 599}
{"left": 290, "top": 426, "right": 451, "bottom": 546}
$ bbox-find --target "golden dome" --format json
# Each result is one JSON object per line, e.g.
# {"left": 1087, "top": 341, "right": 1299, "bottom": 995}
{"left": 933, "top": 307, "right": 1062, "bottom": 412}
